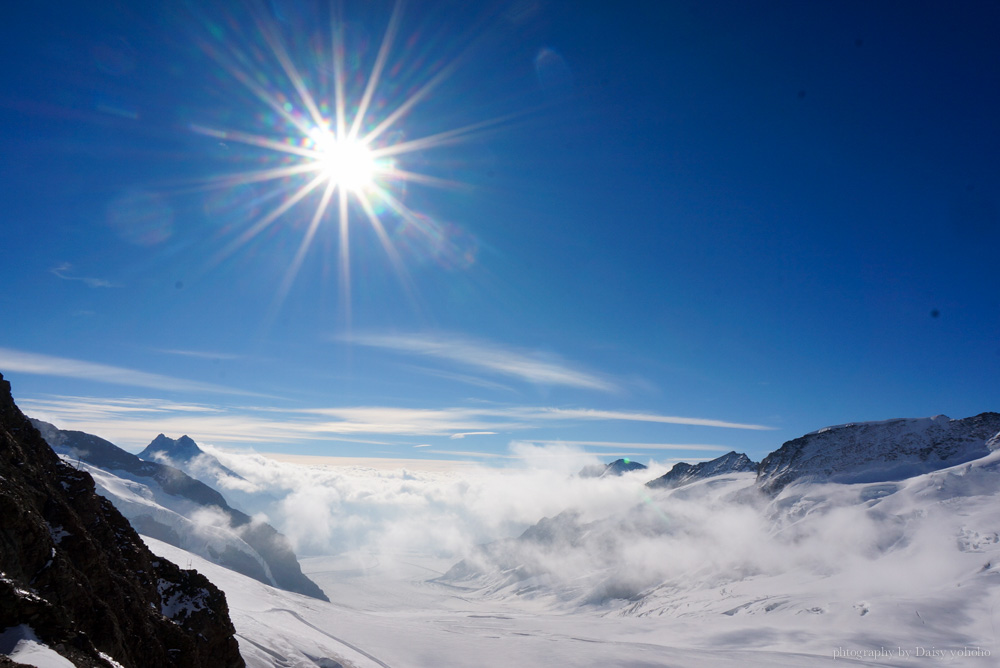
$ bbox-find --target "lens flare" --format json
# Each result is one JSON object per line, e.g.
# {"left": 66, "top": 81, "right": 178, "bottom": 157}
{"left": 188, "top": 4, "right": 513, "bottom": 325}
{"left": 309, "top": 131, "right": 379, "bottom": 194}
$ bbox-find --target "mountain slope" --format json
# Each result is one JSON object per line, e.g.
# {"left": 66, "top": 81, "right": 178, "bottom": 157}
{"left": 757, "top": 412, "right": 1000, "bottom": 493}
{"left": 646, "top": 451, "right": 757, "bottom": 489}
{"left": 0, "top": 372, "right": 244, "bottom": 668}
{"left": 30, "top": 420, "right": 328, "bottom": 602}
{"left": 580, "top": 458, "right": 648, "bottom": 478}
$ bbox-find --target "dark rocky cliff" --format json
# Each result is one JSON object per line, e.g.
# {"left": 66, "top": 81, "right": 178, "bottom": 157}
{"left": 0, "top": 372, "right": 245, "bottom": 668}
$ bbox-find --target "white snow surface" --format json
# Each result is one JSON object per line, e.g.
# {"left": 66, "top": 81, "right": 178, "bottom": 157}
{"left": 0, "top": 626, "right": 74, "bottom": 668}
{"left": 136, "top": 447, "right": 1000, "bottom": 667}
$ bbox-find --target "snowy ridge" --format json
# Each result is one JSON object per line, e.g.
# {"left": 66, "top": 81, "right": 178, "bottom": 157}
{"left": 76, "top": 459, "right": 278, "bottom": 587}
{"left": 757, "top": 412, "right": 1000, "bottom": 493}
{"left": 140, "top": 448, "right": 1000, "bottom": 667}
{"left": 646, "top": 451, "right": 757, "bottom": 489}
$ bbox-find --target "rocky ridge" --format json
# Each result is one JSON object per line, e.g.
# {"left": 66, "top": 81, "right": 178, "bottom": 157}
{"left": 646, "top": 451, "right": 757, "bottom": 490}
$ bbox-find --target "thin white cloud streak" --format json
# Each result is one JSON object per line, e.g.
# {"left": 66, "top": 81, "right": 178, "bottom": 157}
{"left": 518, "top": 440, "right": 732, "bottom": 452}
{"left": 422, "top": 450, "right": 511, "bottom": 459}
{"left": 288, "top": 405, "right": 771, "bottom": 434}
{"left": 287, "top": 405, "right": 532, "bottom": 435}
{"left": 153, "top": 348, "right": 243, "bottom": 360}
{"left": 0, "top": 348, "right": 265, "bottom": 397}
{"left": 399, "top": 364, "right": 517, "bottom": 393}
{"left": 347, "top": 332, "right": 618, "bottom": 392}
{"left": 50, "top": 262, "right": 118, "bottom": 288}
{"left": 521, "top": 408, "right": 776, "bottom": 431}
{"left": 20, "top": 395, "right": 772, "bottom": 451}
{"left": 20, "top": 396, "right": 394, "bottom": 449}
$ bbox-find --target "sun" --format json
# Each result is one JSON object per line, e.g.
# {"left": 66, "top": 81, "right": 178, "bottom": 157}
{"left": 309, "top": 130, "right": 379, "bottom": 194}
{"left": 190, "top": 4, "right": 511, "bottom": 325}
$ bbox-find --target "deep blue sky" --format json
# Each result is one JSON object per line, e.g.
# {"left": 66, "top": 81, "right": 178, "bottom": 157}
{"left": 2, "top": 0, "right": 998, "bottom": 465}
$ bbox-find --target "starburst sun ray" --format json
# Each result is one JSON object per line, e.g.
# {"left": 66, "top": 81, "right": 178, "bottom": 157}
{"left": 190, "top": 2, "right": 516, "bottom": 325}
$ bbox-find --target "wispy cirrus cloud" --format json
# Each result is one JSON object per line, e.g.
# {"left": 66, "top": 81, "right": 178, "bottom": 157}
{"left": 19, "top": 391, "right": 775, "bottom": 453}
{"left": 0, "top": 347, "right": 266, "bottom": 397}
{"left": 153, "top": 348, "right": 242, "bottom": 361}
{"left": 514, "top": 440, "right": 732, "bottom": 451}
{"left": 516, "top": 408, "right": 778, "bottom": 431}
{"left": 19, "top": 395, "right": 397, "bottom": 449}
{"left": 345, "top": 331, "right": 618, "bottom": 392}
{"left": 50, "top": 262, "right": 118, "bottom": 288}
{"left": 284, "top": 405, "right": 528, "bottom": 435}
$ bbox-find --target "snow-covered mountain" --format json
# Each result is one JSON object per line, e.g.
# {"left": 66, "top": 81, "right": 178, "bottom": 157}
{"left": 140, "top": 433, "right": 246, "bottom": 486}
{"left": 646, "top": 451, "right": 757, "bottom": 489}
{"left": 30, "top": 419, "right": 327, "bottom": 601}
{"left": 756, "top": 412, "right": 1000, "bottom": 493}
{"left": 580, "top": 457, "right": 648, "bottom": 478}
{"left": 11, "top": 405, "right": 1000, "bottom": 667}
{"left": 138, "top": 432, "right": 279, "bottom": 517}
{"left": 440, "top": 413, "right": 1000, "bottom": 652}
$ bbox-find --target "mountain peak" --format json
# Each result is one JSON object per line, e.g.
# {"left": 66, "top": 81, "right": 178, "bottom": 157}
{"left": 141, "top": 433, "right": 204, "bottom": 461}
{"left": 579, "top": 458, "right": 648, "bottom": 478}
{"left": 646, "top": 451, "right": 757, "bottom": 490}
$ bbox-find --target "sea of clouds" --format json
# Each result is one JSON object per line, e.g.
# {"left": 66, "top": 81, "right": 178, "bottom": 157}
{"left": 182, "top": 440, "right": 1000, "bottom": 632}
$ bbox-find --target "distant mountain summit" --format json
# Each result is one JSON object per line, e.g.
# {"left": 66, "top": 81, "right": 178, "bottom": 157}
{"left": 580, "top": 458, "right": 648, "bottom": 478}
{"left": 646, "top": 451, "right": 757, "bottom": 490}
{"left": 140, "top": 433, "right": 245, "bottom": 483}
{"left": 756, "top": 412, "right": 1000, "bottom": 494}
{"left": 143, "top": 433, "right": 203, "bottom": 459}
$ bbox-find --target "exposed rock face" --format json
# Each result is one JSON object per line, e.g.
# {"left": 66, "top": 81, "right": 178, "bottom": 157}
{"left": 0, "top": 372, "right": 244, "bottom": 668}
{"left": 30, "top": 421, "right": 328, "bottom": 603}
{"left": 757, "top": 412, "right": 1000, "bottom": 494}
{"left": 580, "top": 458, "right": 648, "bottom": 478}
{"left": 646, "top": 451, "right": 757, "bottom": 490}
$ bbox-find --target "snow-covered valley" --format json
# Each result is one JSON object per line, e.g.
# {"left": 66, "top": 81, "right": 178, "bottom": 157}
{"left": 10, "top": 410, "right": 1000, "bottom": 667}
{"left": 142, "top": 444, "right": 1000, "bottom": 667}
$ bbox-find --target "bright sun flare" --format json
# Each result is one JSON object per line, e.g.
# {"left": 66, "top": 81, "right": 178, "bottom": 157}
{"left": 310, "top": 131, "right": 378, "bottom": 193}
{"left": 194, "top": 5, "right": 509, "bottom": 325}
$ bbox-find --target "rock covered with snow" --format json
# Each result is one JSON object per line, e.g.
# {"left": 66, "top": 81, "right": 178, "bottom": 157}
{"left": 140, "top": 434, "right": 244, "bottom": 484}
{"left": 579, "top": 458, "right": 648, "bottom": 478}
{"left": 0, "top": 372, "right": 244, "bottom": 668}
{"left": 646, "top": 451, "right": 758, "bottom": 490}
{"left": 757, "top": 412, "right": 1000, "bottom": 494}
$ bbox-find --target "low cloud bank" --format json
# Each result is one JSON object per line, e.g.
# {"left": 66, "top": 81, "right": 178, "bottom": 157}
{"left": 198, "top": 442, "right": 1000, "bottom": 629}
{"left": 200, "top": 443, "right": 666, "bottom": 559}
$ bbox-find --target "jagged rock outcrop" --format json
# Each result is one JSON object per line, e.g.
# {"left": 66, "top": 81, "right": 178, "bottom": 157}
{"left": 756, "top": 412, "right": 1000, "bottom": 494}
{"left": 645, "top": 451, "right": 757, "bottom": 490}
{"left": 0, "top": 372, "right": 244, "bottom": 668}
{"left": 30, "top": 420, "right": 328, "bottom": 602}
{"left": 579, "top": 458, "right": 648, "bottom": 478}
